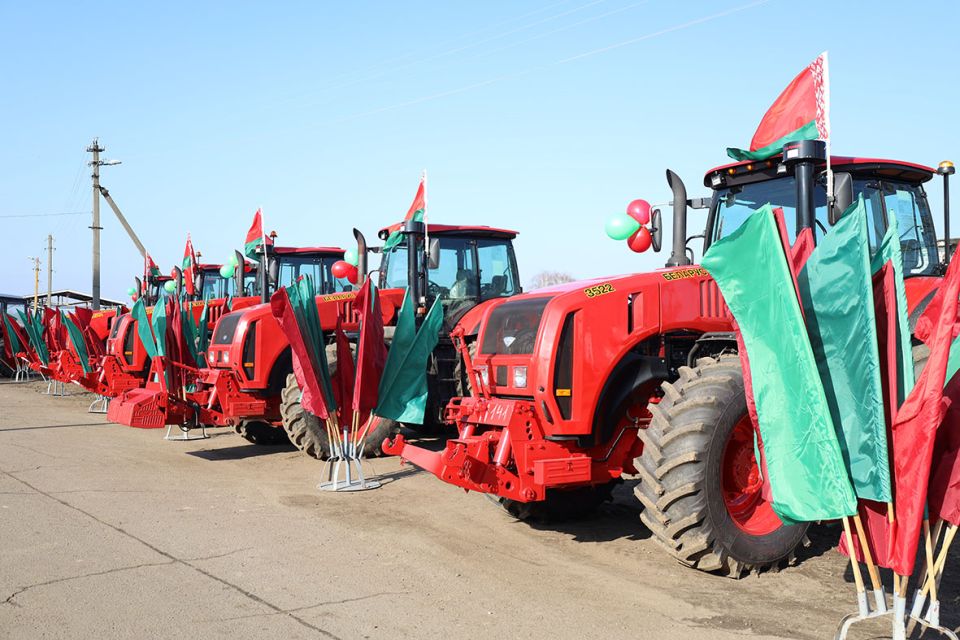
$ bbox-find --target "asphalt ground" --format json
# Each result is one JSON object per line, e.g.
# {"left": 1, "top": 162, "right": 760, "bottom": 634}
{"left": 2, "top": 380, "right": 959, "bottom": 639}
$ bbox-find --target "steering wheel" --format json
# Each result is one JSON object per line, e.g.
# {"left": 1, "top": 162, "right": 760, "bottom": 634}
{"left": 427, "top": 281, "right": 449, "bottom": 299}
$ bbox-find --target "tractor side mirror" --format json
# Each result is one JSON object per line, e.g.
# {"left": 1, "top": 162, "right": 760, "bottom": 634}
{"left": 650, "top": 209, "right": 663, "bottom": 252}
{"left": 427, "top": 237, "right": 441, "bottom": 270}
{"left": 829, "top": 172, "right": 854, "bottom": 225}
{"left": 268, "top": 256, "right": 280, "bottom": 287}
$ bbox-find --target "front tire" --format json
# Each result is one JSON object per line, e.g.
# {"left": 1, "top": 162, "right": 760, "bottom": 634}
{"left": 635, "top": 355, "right": 808, "bottom": 577}
{"left": 490, "top": 481, "right": 620, "bottom": 523}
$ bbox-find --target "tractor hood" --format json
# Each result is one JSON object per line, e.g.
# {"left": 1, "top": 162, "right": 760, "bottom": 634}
{"left": 458, "top": 265, "right": 732, "bottom": 436}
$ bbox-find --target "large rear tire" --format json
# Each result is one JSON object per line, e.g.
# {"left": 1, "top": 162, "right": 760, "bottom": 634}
{"left": 635, "top": 355, "right": 808, "bottom": 577}
{"left": 279, "top": 373, "right": 396, "bottom": 459}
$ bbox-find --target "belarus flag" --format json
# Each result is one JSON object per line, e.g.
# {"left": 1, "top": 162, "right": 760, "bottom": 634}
{"left": 727, "top": 53, "right": 830, "bottom": 162}
{"left": 383, "top": 175, "right": 427, "bottom": 251}
{"left": 182, "top": 234, "right": 197, "bottom": 296}
{"left": 244, "top": 208, "right": 273, "bottom": 259}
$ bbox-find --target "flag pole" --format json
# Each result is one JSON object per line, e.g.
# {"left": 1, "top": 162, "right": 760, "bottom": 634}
{"left": 842, "top": 515, "right": 869, "bottom": 617}
{"left": 822, "top": 51, "right": 834, "bottom": 207}
{"left": 421, "top": 170, "right": 429, "bottom": 308}
{"left": 853, "top": 512, "right": 886, "bottom": 612}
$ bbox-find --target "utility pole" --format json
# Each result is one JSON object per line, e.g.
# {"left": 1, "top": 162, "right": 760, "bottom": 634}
{"left": 87, "top": 138, "right": 104, "bottom": 310}
{"left": 30, "top": 257, "right": 41, "bottom": 311}
{"left": 46, "top": 235, "right": 54, "bottom": 306}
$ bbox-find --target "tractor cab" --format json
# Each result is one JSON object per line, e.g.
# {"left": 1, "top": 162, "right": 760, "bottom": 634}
{"left": 377, "top": 222, "right": 520, "bottom": 328}
{"left": 196, "top": 263, "right": 258, "bottom": 300}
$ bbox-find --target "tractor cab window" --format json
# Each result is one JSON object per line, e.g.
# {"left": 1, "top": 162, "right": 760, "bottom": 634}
{"left": 851, "top": 179, "right": 938, "bottom": 277}
{"left": 380, "top": 236, "right": 519, "bottom": 304}
{"left": 200, "top": 270, "right": 226, "bottom": 300}
{"left": 277, "top": 255, "right": 347, "bottom": 294}
{"left": 711, "top": 176, "right": 829, "bottom": 243}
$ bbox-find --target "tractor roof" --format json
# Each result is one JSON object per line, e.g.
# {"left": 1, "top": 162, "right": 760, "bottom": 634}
{"left": 273, "top": 246, "right": 345, "bottom": 256}
{"left": 704, "top": 155, "right": 935, "bottom": 187}
{"left": 377, "top": 223, "right": 518, "bottom": 239}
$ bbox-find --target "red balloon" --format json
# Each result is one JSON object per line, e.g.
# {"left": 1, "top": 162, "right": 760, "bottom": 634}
{"left": 628, "top": 226, "right": 652, "bottom": 253}
{"left": 345, "top": 264, "right": 359, "bottom": 285}
{"left": 331, "top": 260, "right": 352, "bottom": 279}
{"left": 626, "top": 199, "right": 651, "bottom": 226}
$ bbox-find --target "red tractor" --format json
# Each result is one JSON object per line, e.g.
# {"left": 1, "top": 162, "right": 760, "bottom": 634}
{"left": 83, "top": 262, "right": 258, "bottom": 400}
{"left": 277, "top": 221, "right": 522, "bottom": 457}
{"left": 385, "top": 140, "right": 948, "bottom": 576}
{"left": 106, "top": 245, "right": 344, "bottom": 429}
{"left": 189, "top": 221, "right": 521, "bottom": 451}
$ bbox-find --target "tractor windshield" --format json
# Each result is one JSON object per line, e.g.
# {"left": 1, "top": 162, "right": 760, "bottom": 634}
{"left": 381, "top": 236, "right": 519, "bottom": 303}
{"left": 711, "top": 176, "right": 939, "bottom": 277}
{"left": 199, "top": 268, "right": 258, "bottom": 299}
{"left": 277, "top": 255, "right": 347, "bottom": 294}
{"left": 711, "top": 176, "right": 829, "bottom": 243}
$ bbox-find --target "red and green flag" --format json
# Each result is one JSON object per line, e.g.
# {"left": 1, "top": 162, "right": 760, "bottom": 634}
{"left": 352, "top": 278, "right": 387, "bottom": 417}
{"left": 727, "top": 52, "right": 830, "bottom": 162}
{"left": 182, "top": 234, "right": 197, "bottom": 296}
{"left": 145, "top": 253, "right": 161, "bottom": 279}
{"left": 383, "top": 174, "right": 427, "bottom": 251}
{"left": 244, "top": 208, "right": 272, "bottom": 259}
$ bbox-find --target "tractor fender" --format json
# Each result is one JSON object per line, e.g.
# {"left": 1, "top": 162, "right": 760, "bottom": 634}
{"left": 590, "top": 351, "right": 670, "bottom": 448}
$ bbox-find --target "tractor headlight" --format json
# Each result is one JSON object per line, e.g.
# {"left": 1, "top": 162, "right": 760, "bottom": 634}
{"left": 513, "top": 366, "right": 527, "bottom": 388}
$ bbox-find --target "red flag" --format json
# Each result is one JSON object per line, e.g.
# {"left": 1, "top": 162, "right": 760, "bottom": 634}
{"left": 886, "top": 251, "right": 960, "bottom": 575}
{"left": 332, "top": 319, "right": 356, "bottom": 426}
{"left": 727, "top": 53, "right": 830, "bottom": 161}
{"left": 7, "top": 315, "right": 35, "bottom": 362}
{"left": 244, "top": 208, "right": 272, "bottom": 259}
{"left": 382, "top": 176, "right": 427, "bottom": 250}
{"left": 182, "top": 234, "right": 197, "bottom": 296}
{"left": 270, "top": 287, "right": 330, "bottom": 419}
{"left": 928, "top": 378, "right": 960, "bottom": 526}
{"left": 352, "top": 278, "right": 387, "bottom": 415}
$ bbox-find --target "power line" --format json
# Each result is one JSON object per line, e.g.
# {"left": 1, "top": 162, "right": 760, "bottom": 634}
{"left": 0, "top": 211, "right": 89, "bottom": 219}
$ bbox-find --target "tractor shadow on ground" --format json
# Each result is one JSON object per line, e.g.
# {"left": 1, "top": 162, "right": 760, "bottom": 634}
{"left": 524, "top": 479, "right": 652, "bottom": 544}
{"left": 186, "top": 440, "right": 298, "bottom": 461}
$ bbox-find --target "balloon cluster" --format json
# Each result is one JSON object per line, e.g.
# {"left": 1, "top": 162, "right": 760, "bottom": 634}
{"left": 163, "top": 281, "right": 177, "bottom": 293}
{"left": 220, "top": 253, "right": 240, "bottom": 279}
{"left": 332, "top": 248, "right": 360, "bottom": 285}
{"left": 126, "top": 286, "right": 137, "bottom": 300}
{"left": 605, "top": 199, "right": 653, "bottom": 253}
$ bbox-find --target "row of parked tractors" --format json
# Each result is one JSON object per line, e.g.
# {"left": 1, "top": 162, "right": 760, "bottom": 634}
{"left": 2, "top": 140, "right": 952, "bottom": 578}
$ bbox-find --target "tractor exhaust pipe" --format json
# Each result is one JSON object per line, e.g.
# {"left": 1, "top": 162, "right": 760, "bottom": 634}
{"left": 665, "top": 169, "right": 692, "bottom": 267}
{"left": 233, "top": 250, "right": 245, "bottom": 298}
{"left": 939, "top": 161, "right": 955, "bottom": 266}
{"left": 353, "top": 228, "right": 368, "bottom": 284}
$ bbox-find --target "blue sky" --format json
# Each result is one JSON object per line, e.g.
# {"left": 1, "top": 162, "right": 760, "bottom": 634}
{"left": 2, "top": 0, "right": 957, "bottom": 300}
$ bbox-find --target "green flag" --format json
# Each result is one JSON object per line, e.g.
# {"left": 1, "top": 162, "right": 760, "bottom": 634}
{"left": 797, "top": 197, "right": 890, "bottom": 503}
{"left": 702, "top": 204, "right": 857, "bottom": 523}
{"left": 130, "top": 299, "right": 158, "bottom": 359}
{"left": 17, "top": 309, "right": 48, "bottom": 365}
{"left": 374, "top": 294, "right": 443, "bottom": 425}
{"left": 152, "top": 300, "right": 168, "bottom": 358}
{"left": 3, "top": 314, "right": 22, "bottom": 356}
{"left": 870, "top": 217, "right": 916, "bottom": 404}
{"left": 62, "top": 312, "right": 92, "bottom": 374}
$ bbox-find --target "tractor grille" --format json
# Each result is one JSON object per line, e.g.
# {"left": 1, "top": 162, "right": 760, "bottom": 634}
{"left": 339, "top": 300, "right": 360, "bottom": 325}
{"left": 206, "top": 303, "right": 226, "bottom": 328}
{"left": 699, "top": 280, "right": 731, "bottom": 319}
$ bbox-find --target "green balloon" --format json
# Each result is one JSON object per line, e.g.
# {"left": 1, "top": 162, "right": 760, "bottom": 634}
{"left": 343, "top": 248, "right": 359, "bottom": 266}
{"left": 228, "top": 253, "right": 240, "bottom": 267}
{"left": 163, "top": 281, "right": 177, "bottom": 293}
{"left": 126, "top": 287, "right": 137, "bottom": 296}
{"left": 605, "top": 213, "right": 640, "bottom": 241}
{"left": 220, "top": 264, "right": 236, "bottom": 279}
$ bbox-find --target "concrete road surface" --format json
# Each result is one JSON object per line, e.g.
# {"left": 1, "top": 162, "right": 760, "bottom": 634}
{"left": 1, "top": 381, "right": 957, "bottom": 639}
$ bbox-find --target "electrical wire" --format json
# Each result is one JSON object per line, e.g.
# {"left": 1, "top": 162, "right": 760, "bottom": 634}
{"left": 0, "top": 211, "right": 89, "bottom": 219}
